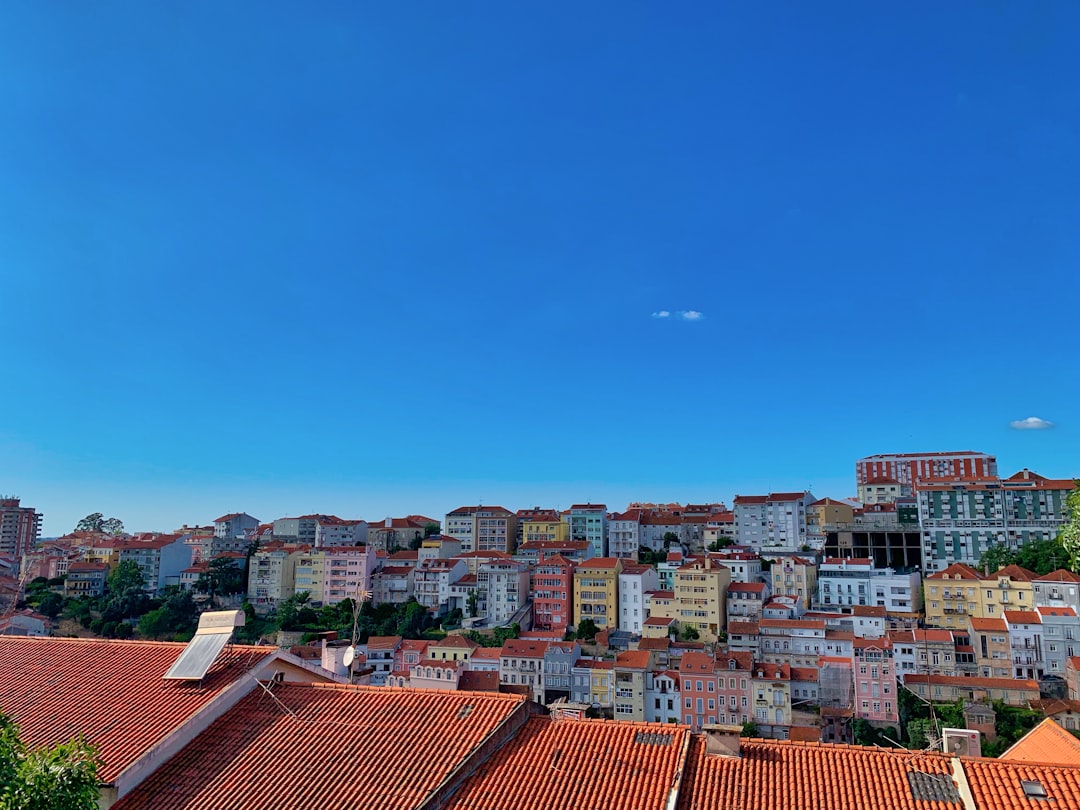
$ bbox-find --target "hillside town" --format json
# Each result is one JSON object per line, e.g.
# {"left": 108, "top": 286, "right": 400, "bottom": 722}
{"left": 4, "top": 449, "right": 1080, "bottom": 761}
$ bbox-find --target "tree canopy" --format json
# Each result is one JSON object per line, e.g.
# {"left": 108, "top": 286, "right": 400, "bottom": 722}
{"left": 0, "top": 713, "right": 100, "bottom": 810}
{"left": 73, "top": 513, "right": 124, "bottom": 536}
{"left": 1060, "top": 485, "right": 1080, "bottom": 572}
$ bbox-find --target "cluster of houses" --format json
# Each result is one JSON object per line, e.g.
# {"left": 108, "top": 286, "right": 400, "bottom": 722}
{"left": 8, "top": 449, "right": 1080, "bottom": 741}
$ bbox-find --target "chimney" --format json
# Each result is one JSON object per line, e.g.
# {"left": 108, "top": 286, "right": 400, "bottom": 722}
{"left": 701, "top": 724, "right": 743, "bottom": 757}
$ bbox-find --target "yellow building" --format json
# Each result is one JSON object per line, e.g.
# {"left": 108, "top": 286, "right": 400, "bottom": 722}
{"left": 293, "top": 548, "right": 326, "bottom": 604}
{"left": 650, "top": 557, "right": 730, "bottom": 643}
{"left": 521, "top": 516, "right": 569, "bottom": 545}
{"left": 573, "top": 557, "right": 622, "bottom": 630}
{"left": 81, "top": 541, "right": 121, "bottom": 571}
{"left": 770, "top": 556, "right": 817, "bottom": 610}
{"left": 924, "top": 563, "right": 1036, "bottom": 629}
{"left": 807, "top": 498, "right": 854, "bottom": 534}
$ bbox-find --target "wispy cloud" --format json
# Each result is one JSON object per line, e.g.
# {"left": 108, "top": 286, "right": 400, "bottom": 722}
{"left": 678, "top": 310, "right": 704, "bottom": 322}
{"left": 651, "top": 311, "right": 671, "bottom": 319}
{"left": 1010, "top": 416, "right": 1054, "bottom": 430}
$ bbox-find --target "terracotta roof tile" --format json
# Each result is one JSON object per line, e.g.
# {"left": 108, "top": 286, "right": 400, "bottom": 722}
{"left": 1000, "top": 717, "right": 1080, "bottom": 765}
{"left": 112, "top": 685, "right": 528, "bottom": 810}
{"left": 965, "top": 757, "right": 1080, "bottom": 808}
{"left": 0, "top": 636, "right": 273, "bottom": 783}
{"left": 445, "top": 716, "right": 689, "bottom": 810}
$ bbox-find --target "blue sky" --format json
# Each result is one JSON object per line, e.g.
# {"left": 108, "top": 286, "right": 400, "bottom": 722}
{"left": 1, "top": 3, "right": 1077, "bottom": 535}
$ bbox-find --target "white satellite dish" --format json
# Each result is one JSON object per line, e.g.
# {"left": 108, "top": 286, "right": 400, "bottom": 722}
{"left": 343, "top": 646, "right": 355, "bottom": 667}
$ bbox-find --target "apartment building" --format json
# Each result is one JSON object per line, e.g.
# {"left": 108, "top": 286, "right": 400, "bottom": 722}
{"left": 248, "top": 543, "right": 303, "bottom": 613}
{"left": 571, "top": 658, "right": 613, "bottom": 708}
{"left": 613, "top": 650, "right": 650, "bottom": 721}
{"left": 918, "top": 470, "right": 1074, "bottom": 572}
{"left": 117, "top": 534, "right": 190, "bottom": 595}
{"left": 499, "top": 639, "right": 548, "bottom": 701}
{"left": 607, "top": 509, "right": 642, "bottom": 559}
{"left": 733, "top": 492, "right": 815, "bottom": 553}
{"left": 924, "top": 563, "right": 1037, "bottom": 628}
{"left": 0, "top": 497, "right": 42, "bottom": 561}
{"left": 321, "top": 546, "right": 377, "bottom": 606}
{"left": 856, "top": 450, "right": 997, "bottom": 495}
{"left": 968, "top": 617, "right": 1011, "bottom": 679}
{"left": 1033, "top": 570, "right": 1080, "bottom": 614}
{"left": 413, "top": 558, "right": 467, "bottom": 613}
{"left": 315, "top": 518, "right": 368, "bottom": 548}
{"left": 531, "top": 554, "right": 574, "bottom": 634}
{"left": 445, "top": 506, "right": 517, "bottom": 554}
{"left": 816, "top": 558, "right": 922, "bottom": 616}
{"left": 645, "top": 670, "right": 681, "bottom": 723}
{"left": 479, "top": 558, "right": 529, "bottom": 625}
{"left": 618, "top": 562, "right": 659, "bottom": 635}
{"left": 367, "top": 516, "right": 428, "bottom": 552}
{"left": 727, "top": 582, "right": 767, "bottom": 621}
{"left": 370, "top": 565, "right": 414, "bottom": 605}
{"left": 770, "top": 556, "right": 817, "bottom": 610}
{"left": 573, "top": 557, "right": 622, "bottom": 631}
{"left": 212, "top": 512, "right": 259, "bottom": 556}
{"left": 1036, "top": 606, "right": 1080, "bottom": 677}
{"left": 293, "top": 549, "right": 326, "bottom": 603}
{"left": 518, "top": 511, "right": 568, "bottom": 545}
{"left": 852, "top": 638, "right": 898, "bottom": 725}
{"left": 567, "top": 504, "right": 607, "bottom": 558}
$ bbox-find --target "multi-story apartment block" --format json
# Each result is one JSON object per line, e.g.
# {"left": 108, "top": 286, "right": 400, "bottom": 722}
{"left": 0, "top": 497, "right": 42, "bottom": 562}
{"left": 479, "top": 558, "right": 529, "bottom": 625}
{"left": 613, "top": 649, "right": 650, "bottom": 722}
{"left": 733, "top": 492, "right": 815, "bottom": 553}
{"left": 639, "top": 512, "right": 682, "bottom": 553}
{"left": 918, "top": 470, "right": 1074, "bottom": 572}
{"left": 573, "top": 557, "right": 622, "bottom": 631}
{"left": 770, "top": 556, "right": 817, "bottom": 610}
{"left": 417, "top": 535, "right": 462, "bottom": 564}
{"left": 751, "top": 663, "right": 792, "bottom": 736}
{"left": 322, "top": 546, "right": 377, "bottom": 606}
{"left": 567, "top": 504, "right": 607, "bottom": 558}
{"left": 703, "top": 511, "right": 736, "bottom": 546}
{"left": 1034, "top": 570, "right": 1080, "bottom": 614}
{"left": 517, "top": 510, "right": 568, "bottom": 545}
{"left": 856, "top": 451, "right": 997, "bottom": 496}
{"left": 816, "top": 558, "right": 922, "bottom": 617}
{"left": 272, "top": 515, "right": 329, "bottom": 544}
{"left": 645, "top": 670, "right": 681, "bottom": 724}
{"left": 315, "top": 518, "right": 368, "bottom": 548}
{"left": 1036, "top": 606, "right": 1079, "bottom": 677}
{"left": 444, "top": 506, "right": 517, "bottom": 554}
{"left": 924, "top": 563, "right": 1036, "bottom": 628}
{"left": 968, "top": 617, "right": 1011, "bottom": 679}
{"left": 852, "top": 638, "right": 898, "bottom": 725}
{"left": 248, "top": 543, "right": 302, "bottom": 614}
{"left": 618, "top": 562, "right": 659, "bottom": 635}
{"left": 906, "top": 674, "right": 1038, "bottom": 707}
{"left": 648, "top": 557, "right": 730, "bottom": 643}
{"left": 890, "top": 629, "right": 961, "bottom": 681}
{"left": 727, "top": 582, "right": 767, "bottom": 621}
{"left": 515, "top": 540, "right": 592, "bottom": 564}
{"left": 370, "top": 565, "right": 414, "bottom": 605}
{"left": 366, "top": 516, "right": 428, "bottom": 553}
{"left": 293, "top": 549, "right": 326, "bottom": 603}
{"left": 499, "top": 639, "right": 548, "bottom": 701}
{"left": 1004, "top": 609, "right": 1044, "bottom": 680}
{"left": 117, "top": 534, "right": 190, "bottom": 596}
{"left": 858, "top": 478, "right": 905, "bottom": 505}
{"left": 806, "top": 498, "right": 854, "bottom": 547}
{"left": 709, "top": 550, "right": 762, "bottom": 584}
{"left": 679, "top": 651, "right": 754, "bottom": 730}
{"left": 607, "top": 509, "right": 643, "bottom": 559}
{"left": 542, "top": 640, "right": 579, "bottom": 704}
{"left": 531, "top": 554, "right": 574, "bottom": 634}
{"left": 571, "top": 658, "right": 613, "bottom": 708}
{"left": 212, "top": 513, "right": 259, "bottom": 556}
{"left": 63, "top": 561, "right": 108, "bottom": 599}
{"left": 413, "top": 558, "right": 467, "bottom": 613}
{"left": 757, "top": 618, "right": 826, "bottom": 668}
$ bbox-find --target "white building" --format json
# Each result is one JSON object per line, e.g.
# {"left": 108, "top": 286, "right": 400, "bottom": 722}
{"left": 816, "top": 558, "right": 922, "bottom": 615}
{"left": 618, "top": 562, "right": 660, "bottom": 635}
{"left": 479, "top": 558, "right": 529, "bottom": 625}
{"left": 733, "top": 492, "right": 815, "bottom": 553}
{"left": 1036, "top": 606, "right": 1080, "bottom": 677}
{"left": 607, "top": 509, "right": 642, "bottom": 559}
{"left": 413, "top": 558, "right": 467, "bottom": 612}
{"left": 315, "top": 519, "right": 368, "bottom": 548}
{"left": 918, "top": 470, "right": 1074, "bottom": 573}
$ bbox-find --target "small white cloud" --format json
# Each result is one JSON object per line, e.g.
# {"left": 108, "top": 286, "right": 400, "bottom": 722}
{"left": 1010, "top": 416, "right": 1054, "bottom": 430}
{"left": 651, "top": 311, "right": 670, "bottom": 319}
{"left": 678, "top": 310, "right": 704, "bottom": 321}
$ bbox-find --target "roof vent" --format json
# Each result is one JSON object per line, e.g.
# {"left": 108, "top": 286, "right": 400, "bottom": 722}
{"left": 1021, "top": 780, "right": 1049, "bottom": 800}
{"left": 633, "top": 731, "right": 674, "bottom": 746}
{"left": 163, "top": 609, "right": 245, "bottom": 681}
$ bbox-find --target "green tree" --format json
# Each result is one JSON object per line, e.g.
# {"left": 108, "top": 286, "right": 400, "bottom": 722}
{"left": 1060, "top": 484, "right": 1080, "bottom": 572}
{"left": 576, "top": 618, "right": 600, "bottom": 641}
{"left": 0, "top": 713, "right": 100, "bottom": 810}
{"left": 74, "top": 513, "right": 124, "bottom": 536}
{"left": 979, "top": 534, "right": 1072, "bottom": 578}
{"left": 906, "top": 718, "right": 937, "bottom": 749}
{"left": 423, "top": 523, "right": 440, "bottom": 538}
{"left": 466, "top": 589, "right": 479, "bottom": 618}
{"left": 195, "top": 557, "right": 246, "bottom": 600}
{"left": 707, "top": 537, "right": 734, "bottom": 552}
{"left": 102, "top": 561, "right": 150, "bottom": 623}
{"left": 740, "top": 721, "right": 759, "bottom": 737}
{"left": 137, "top": 591, "right": 198, "bottom": 640}
{"left": 662, "top": 532, "right": 679, "bottom": 550}
{"left": 32, "top": 592, "right": 64, "bottom": 620}
{"left": 680, "top": 624, "right": 700, "bottom": 641}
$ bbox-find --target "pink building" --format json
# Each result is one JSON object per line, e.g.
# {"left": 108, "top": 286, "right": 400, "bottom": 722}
{"left": 679, "top": 651, "right": 751, "bottom": 729}
{"left": 853, "top": 637, "right": 898, "bottom": 725}
{"left": 322, "top": 546, "right": 377, "bottom": 605}
{"left": 532, "top": 554, "right": 575, "bottom": 634}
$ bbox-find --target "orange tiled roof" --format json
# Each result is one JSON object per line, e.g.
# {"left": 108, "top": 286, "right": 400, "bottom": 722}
{"left": 445, "top": 716, "right": 689, "bottom": 810}
{"left": 0, "top": 636, "right": 273, "bottom": 783}
{"left": 678, "top": 736, "right": 961, "bottom": 810}
{"left": 999, "top": 717, "right": 1080, "bottom": 765}
{"left": 964, "top": 757, "right": 1080, "bottom": 807}
{"left": 112, "top": 684, "right": 528, "bottom": 810}
{"left": 615, "top": 650, "right": 651, "bottom": 669}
